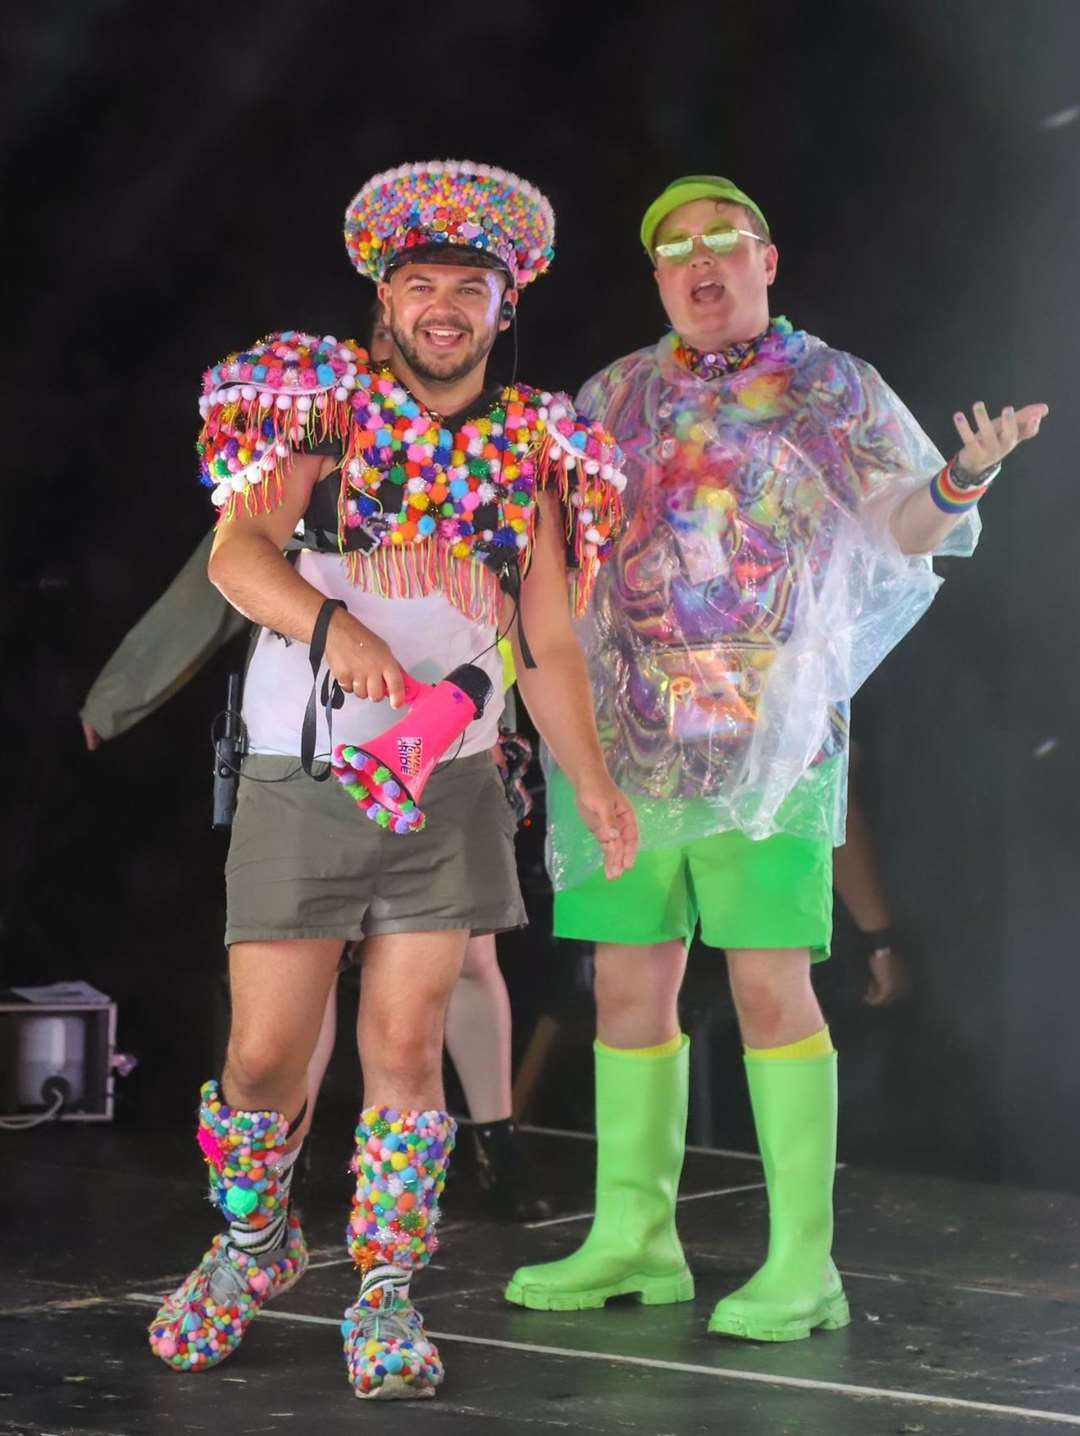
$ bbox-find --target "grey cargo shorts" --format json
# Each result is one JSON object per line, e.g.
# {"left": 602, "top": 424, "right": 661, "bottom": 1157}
{"left": 224, "top": 750, "right": 526, "bottom": 946}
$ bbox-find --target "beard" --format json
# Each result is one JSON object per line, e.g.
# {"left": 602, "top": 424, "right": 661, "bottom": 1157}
{"left": 388, "top": 314, "right": 497, "bottom": 386}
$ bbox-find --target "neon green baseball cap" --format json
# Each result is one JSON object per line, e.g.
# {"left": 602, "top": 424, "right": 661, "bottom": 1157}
{"left": 640, "top": 175, "right": 769, "bottom": 258}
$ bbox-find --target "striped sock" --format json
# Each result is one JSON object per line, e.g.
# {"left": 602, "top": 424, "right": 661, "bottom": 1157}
{"left": 226, "top": 1145, "right": 300, "bottom": 1259}
{"left": 358, "top": 1262, "right": 413, "bottom": 1308}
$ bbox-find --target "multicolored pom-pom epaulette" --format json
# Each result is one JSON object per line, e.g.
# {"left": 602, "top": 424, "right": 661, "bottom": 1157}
{"left": 197, "top": 334, "right": 627, "bottom": 620}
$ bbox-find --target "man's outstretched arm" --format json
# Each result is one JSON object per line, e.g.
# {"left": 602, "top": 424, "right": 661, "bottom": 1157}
{"left": 890, "top": 400, "right": 1048, "bottom": 554}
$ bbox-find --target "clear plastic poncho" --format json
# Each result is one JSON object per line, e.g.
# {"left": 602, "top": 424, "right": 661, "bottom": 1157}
{"left": 546, "top": 325, "right": 980, "bottom": 891}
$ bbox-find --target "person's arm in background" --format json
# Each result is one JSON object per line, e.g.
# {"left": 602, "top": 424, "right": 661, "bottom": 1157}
{"left": 833, "top": 746, "right": 910, "bottom": 1008}
{"left": 507, "top": 492, "right": 638, "bottom": 880}
{"left": 80, "top": 530, "right": 249, "bottom": 748}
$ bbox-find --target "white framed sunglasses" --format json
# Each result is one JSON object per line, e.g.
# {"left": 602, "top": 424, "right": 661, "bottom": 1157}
{"left": 653, "top": 224, "right": 766, "bottom": 263}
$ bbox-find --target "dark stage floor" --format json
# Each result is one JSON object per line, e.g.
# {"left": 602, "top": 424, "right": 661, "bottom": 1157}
{"left": 5, "top": 1118, "right": 1080, "bottom": 1435}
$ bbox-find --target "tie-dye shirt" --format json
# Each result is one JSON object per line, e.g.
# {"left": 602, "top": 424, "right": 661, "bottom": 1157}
{"left": 546, "top": 321, "right": 980, "bottom": 890}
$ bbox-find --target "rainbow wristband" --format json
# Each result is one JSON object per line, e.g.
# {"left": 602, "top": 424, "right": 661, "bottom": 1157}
{"left": 928, "top": 458, "right": 994, "bottom": 514}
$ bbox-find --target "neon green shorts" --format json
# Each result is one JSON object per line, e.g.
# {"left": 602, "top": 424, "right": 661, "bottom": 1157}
{"left": 553, "top": 828, "right": 833, "bottom": 959}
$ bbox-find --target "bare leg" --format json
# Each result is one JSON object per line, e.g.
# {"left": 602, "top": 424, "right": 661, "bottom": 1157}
{"left": 447, "top": 934, "right": 551, "bottom": 1221}
{"left": 356, "top": 929, "right": 470, "bottom": 1109}
{"left": 444, "top": 934, "right": 512, "bottom": 1122}
{"left": 304, "top": 980, "right": 340, "bottom": 1128}
{"left": 725, "top": 947, "right": 823, "bottom": 1049}
{"left": 224, "top": 937, "right": 343, "bottom": 1149}
{"left": 594, "top": 939, "right": 687, "bottom": 1047}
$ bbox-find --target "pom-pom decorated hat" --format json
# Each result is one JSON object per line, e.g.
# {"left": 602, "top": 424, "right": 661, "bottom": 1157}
{"left": 344, "top": 160, "right": 555, "bottom": 289}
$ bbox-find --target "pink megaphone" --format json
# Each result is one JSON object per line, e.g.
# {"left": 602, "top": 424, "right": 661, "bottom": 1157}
{"left": 330, "top": 662, "right": 494, "bottom": 834}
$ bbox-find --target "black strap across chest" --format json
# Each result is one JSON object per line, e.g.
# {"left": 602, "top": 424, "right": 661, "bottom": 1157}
{"left": 300, "top": 598, "right": 346, "bottom": 779}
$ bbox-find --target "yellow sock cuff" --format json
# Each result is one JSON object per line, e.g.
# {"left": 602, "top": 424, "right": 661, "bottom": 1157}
{"left": 746, "top": 1026, "right": 834, "bottom": 1061}
{"left": 596, "top": 1033, "right": 683, "bottom": 1060}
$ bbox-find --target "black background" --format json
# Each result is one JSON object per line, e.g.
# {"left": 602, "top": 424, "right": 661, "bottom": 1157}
{"left": 3, "top": 0, "right": 1077, "bottom": 1189}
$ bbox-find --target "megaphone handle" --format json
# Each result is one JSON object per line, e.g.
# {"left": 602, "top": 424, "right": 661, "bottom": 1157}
{"left": 400, "top": 672, "right": 423, "bottom": 705}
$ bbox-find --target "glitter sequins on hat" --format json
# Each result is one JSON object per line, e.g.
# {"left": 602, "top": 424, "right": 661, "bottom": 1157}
{"left": 344, "top": 160, "right": 555, "bottom": 288}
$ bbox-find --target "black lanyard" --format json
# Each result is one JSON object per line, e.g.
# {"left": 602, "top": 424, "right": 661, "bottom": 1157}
{"left": 300, "top": 599, "right": 346, "bottom": 780}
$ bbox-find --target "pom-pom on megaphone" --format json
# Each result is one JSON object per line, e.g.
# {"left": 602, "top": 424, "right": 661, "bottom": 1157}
{"left": 330, "top": 663, "right": 494, "bottom": 834}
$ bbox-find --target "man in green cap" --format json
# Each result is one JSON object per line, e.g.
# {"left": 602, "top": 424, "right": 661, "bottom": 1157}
{"left": 506, "top": 175, "right": 1047, "bottom": 1341}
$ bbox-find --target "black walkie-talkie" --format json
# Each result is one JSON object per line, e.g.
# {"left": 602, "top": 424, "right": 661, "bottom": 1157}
{"left": 212, "top": 672, "right": 244, "bottom": 830}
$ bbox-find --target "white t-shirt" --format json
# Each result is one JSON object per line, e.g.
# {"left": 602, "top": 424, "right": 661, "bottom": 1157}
{"left": 243, "top": 550, "right": 504, "bottom": 760}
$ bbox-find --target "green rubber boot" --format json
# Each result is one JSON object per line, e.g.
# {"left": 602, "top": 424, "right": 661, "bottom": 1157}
{"left": 708, "top": 1051, "right": 850, "bottom": 1342}
{"left": 505, "top": 1036, "right": 694, "bottom": 1311}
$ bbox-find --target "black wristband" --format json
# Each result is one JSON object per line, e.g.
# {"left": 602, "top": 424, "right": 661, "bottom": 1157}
{"left": 951, "top": 454, "right": 1001, "bottom": 490}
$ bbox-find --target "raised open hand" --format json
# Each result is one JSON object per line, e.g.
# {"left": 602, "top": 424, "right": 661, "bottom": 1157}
{"left": 953, "top": 401, "right": 1048, "bottom": 478}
